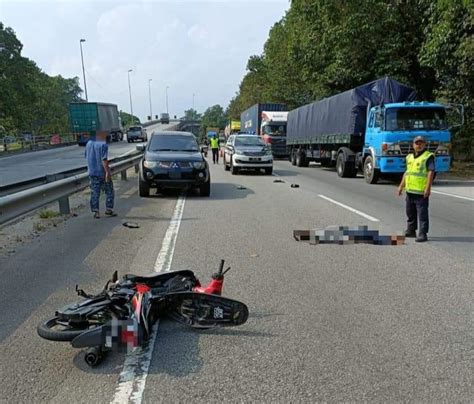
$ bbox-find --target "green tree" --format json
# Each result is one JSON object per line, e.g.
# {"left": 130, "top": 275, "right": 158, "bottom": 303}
{"left": 201, "top": 104, "right": 227, "bottom": 132}
{"left": 183, "top": 108, "right": 201, "bottom": 120}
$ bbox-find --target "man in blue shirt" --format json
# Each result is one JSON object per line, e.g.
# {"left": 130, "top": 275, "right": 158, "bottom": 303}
{"left": 85, "top": 131, "right": 116, "bottom": 218}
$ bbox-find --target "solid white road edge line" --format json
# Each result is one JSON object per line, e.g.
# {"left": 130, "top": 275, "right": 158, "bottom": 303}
{"left": 318, "top": 194, "right": 380, "bottom": 222}
{"left": 431, "top": 190, "right": 474, "bottom": 202}
{"left": 111, "top": 195, "right": 186, "bottom": 404}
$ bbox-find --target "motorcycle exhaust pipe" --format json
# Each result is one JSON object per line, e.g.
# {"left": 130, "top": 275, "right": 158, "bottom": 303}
{"left": 84, "top": 346, "right": 102, "bottom": 367}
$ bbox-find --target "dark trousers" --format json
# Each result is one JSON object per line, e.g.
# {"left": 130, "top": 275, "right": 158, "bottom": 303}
{"left": 212, "top": 148, "right": 219, "bottom": 163}
{"left": 90, "top": 176, "right": 114, "bottom": 212}
{"left": 406, "top": 193, "right": 429, "bottom": 235}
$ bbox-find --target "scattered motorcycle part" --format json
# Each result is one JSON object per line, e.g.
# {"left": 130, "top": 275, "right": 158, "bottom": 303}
{"left": 290, "top": 184, "right": 300, "bottom": 188}
{"left": 122, "top": 222, "right": 140, "bottom": 228}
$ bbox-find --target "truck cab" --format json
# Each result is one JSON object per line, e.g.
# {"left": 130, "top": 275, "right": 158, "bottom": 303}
{"left": 260, "top": 111, "right": 288, "bottom": 157}
{"left": 362, "top": 102, "right": 453, "bottom": 183}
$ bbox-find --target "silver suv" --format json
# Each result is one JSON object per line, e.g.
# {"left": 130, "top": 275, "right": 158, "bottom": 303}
{"left": 223, "top": 134, "right": 273, "bottom": 175}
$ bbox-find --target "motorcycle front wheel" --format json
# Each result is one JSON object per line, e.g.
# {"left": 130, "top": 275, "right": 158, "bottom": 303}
{"left": 37, "top": 311, "right": 116, "bottom": 342}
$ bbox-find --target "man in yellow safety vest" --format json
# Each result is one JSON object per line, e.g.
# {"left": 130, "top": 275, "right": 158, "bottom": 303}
{"left": 397, "top": 136, "right": 435, "bottom": 242}
{"left": 210, "top": 135, "right": 220, "bottom": 164}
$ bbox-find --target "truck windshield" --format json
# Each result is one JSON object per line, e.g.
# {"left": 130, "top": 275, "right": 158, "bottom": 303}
{"left": 262, "top": 124, "right": 286, "bottom": 136}
{"left": 385, "top": 108, "right": 447, "bottom": 131}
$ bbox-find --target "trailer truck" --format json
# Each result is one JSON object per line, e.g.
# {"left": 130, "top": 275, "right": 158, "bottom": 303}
{"left": 287, "top": 77, "right": 460, "bottom": 184}
{"left": 224, "top": 120, "right": 241, "bottom": 138}
{"left": 240, "top": 103, "right": 288, "bottom": 157}
{"left": 69, "top": 102, "right": 123, "bottom": 146}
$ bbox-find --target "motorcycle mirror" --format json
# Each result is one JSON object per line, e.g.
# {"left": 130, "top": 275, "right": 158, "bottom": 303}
{"left": 112, "top": 271, "right": 118, "bottom": 283}
{"left": 218, "top": 259, "right": 225, "bottom": 276}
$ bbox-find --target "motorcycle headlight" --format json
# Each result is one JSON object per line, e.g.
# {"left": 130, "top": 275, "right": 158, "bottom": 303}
{"left": 192, "top": 161, "right": 206, "bottom": 169}
{"left": 143, "top": 160, "right": 158, "bottom": 169}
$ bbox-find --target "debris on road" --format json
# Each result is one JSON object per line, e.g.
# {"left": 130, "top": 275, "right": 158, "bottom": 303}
{"left": 250, "top": 253, "right": 259, "bottom": 258}
{"left": 236, "top": 185, "right": 247, "bottom": 190}
{"left": 290, "top": 184, "right": 300, "bottom": 188}
{"left": 273, "top": 179, "right": 285, "bottom": 183}
{"left": 122, "top": 222, "right": 140, "bottom": 229}
{"left": 294, "top": 225, "right": 405, "bottom": 245}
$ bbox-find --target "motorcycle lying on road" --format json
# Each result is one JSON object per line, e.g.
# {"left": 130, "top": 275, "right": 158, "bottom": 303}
{"left": 37, "top": 260, "right": 248, "bottom": 366}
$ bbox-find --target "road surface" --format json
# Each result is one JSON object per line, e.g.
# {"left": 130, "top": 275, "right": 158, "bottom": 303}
{"left": 0, "top": 122, "right": 175, "bottom": 187}
{"left": 0, "top": 158, "right": 472, "bottom": 402}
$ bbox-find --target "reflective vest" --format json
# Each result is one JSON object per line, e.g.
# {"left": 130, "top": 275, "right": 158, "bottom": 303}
{"left": 405, "top": 150, "right": 434, "bottom": 194}
{"left": 210, "top": 138, "right": 219, "bottom": 148}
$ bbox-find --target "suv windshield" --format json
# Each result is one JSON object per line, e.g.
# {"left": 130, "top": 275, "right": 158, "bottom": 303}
{"left": 234, "top": 136, "right": 265, "bottom": 147}
{"left": 149, "top": 135, "right": 198, "bottom": 152}
{"left": 129, "top": 126, "right": 142, "bottom": 131}
{"left": 385, "top": 108, "right": 448, "bottom": 131}
{"left": 262, "top": 124, "right": 286, "bottom": 136}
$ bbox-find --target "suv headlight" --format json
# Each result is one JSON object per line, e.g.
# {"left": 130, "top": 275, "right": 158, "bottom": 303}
{"left": 192, "top": 161, "right": 206, "bottom": 169}
{"left": 234, "top": 150, "right": 245, "bottom": 156}
{"left": 266, "top": 148, "right": 273, "bottom": 155}
{"left": 143, "top": 160, "right": 158, "bottom": 168}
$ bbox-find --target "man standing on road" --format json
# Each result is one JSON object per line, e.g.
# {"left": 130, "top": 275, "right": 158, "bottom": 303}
{"left": 397, "top": 136, "right": 435, "bottom": 242}
{"left": 210, "top": 135, "right": 219, "bottom": 164}
{"left": 85, "top": 131, "right": 116, "bottom": 218}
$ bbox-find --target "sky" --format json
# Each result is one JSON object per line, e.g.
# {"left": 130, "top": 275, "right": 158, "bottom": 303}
{"left": 0, "top": 0, "right": 289, "bottom": 121}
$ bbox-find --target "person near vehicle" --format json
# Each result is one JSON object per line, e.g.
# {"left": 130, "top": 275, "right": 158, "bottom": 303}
{"left": 397, "top": 136, "right": 435, "bottom": 242}
{"left": 85, "top": 131, "right": 116, "bottom": 218}
{"left": 210, "top": 135, "right": 219, "bottom": 164}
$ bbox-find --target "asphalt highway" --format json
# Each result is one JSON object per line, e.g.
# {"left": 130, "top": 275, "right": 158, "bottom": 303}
{"left": 0, "top": 157, "right": 472, "bottom": 402}
{"left": 0, "top": 122, "right": 174, "bottom": 187}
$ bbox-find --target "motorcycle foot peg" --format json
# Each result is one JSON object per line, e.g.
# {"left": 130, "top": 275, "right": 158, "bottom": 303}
{"left": 84, "top": 346, "right": 103, "bottom": 367}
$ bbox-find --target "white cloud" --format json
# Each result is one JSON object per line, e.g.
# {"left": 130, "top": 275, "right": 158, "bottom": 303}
{"left": 1, "top": 0, "right": 289, "bottom": 120}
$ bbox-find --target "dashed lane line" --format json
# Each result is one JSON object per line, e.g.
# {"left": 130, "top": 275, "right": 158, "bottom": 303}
{"left": 111, "top": 195, "right": 186, "bottom": 403}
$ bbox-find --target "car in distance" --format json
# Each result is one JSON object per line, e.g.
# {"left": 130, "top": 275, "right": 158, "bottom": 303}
{"left": 127, "top": 126, "right": 147, "bottom": 143}
{"left": 223, "top": 134, "right": 273, "bottom": 175}
{"left": 160, "top": 113, "right": 170, "bottom": 124}
{"left": 137, "top": 131, "right": 210, "bottom": 197}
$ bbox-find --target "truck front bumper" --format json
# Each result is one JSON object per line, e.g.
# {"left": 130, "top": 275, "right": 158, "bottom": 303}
{"left": 377, "top": 156, "right": 451, "bottom": 173}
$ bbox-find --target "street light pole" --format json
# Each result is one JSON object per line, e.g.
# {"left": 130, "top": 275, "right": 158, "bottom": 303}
{"left": 79, "top": 39, "right": 88, "bottom": 101}
{"left": 192, "top": 93, "right": 195, "bottom": 111}
{"left": 166, "top": 86, "right": 169, "bottom": 114}
{"left": 127, "top": 69, "right": 134, "bottom": 123}
{"left": 148, "top": 79, "right": 153, "bottom": 121}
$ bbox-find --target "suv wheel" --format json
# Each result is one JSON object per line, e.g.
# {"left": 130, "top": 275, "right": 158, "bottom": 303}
{"left": 200, "top": 179, "right": 211, "bottom": 197}
{"left": 139, "top": 177, "right": 150, "bottom": 197}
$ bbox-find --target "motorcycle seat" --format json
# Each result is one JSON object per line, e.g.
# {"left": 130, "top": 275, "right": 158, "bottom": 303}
{"left": 123, "top": 270, "right": 197, "bottom": 285}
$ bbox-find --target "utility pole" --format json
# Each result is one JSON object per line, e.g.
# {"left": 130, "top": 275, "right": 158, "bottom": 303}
{"left": 79, "top": 39, "right": 88, "bottom": 101}
{"left": 127, "top": 69, "right": 134, "bottom": 123}
{"left": 192, "top": 93, "right": 195, "bottom": 112}
{"left": 148, "top": 79, "right": 153, "bottom": 120}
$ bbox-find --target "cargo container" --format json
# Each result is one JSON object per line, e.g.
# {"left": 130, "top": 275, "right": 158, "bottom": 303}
{"left": 69, "top": 102, "right": 123, "bottom": 145}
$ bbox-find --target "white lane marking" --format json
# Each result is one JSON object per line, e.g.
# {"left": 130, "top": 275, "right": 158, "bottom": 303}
{"left": 431, "top": 190, "right": 474, "bottom": 202}
{"left": 111, "top": 195, "right": 186, "bottom": 404}
{"left": 318, "top": 194, "right": 380, "bottom": 222}
{"left": 121, "top": 187, "right": 138, "bottom": 199}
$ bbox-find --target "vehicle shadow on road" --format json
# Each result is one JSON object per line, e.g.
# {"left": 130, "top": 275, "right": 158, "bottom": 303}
{"left": 201, "top": 182, "right": 254, "bottom": 200}
{"left": 149, "top": 321, "right": 203, "bottom": 377}
{"left": 428, "top": 236, "right": 474, "bottom": 243}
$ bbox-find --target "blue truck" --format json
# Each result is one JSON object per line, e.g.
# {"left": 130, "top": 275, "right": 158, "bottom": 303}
{"left": 286, "top": 77, "right": 462, "bottom": 183}
{"left": 240, "top": 103, "right": 288, "bottom": 157}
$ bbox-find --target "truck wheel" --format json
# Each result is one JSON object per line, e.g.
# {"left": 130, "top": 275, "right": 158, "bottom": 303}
{"left": 290, "top": 150, "right": 297, "bottom": 166}
{"left": 336, "top": 153, "right": 356, "bottom": 178}
{"left": 363, "top": 156, "right": 379, "bottom": 184}
{"left": 296, "top": 152, "right": 308, "bottom": 167}
{"left": 139, "top": 177, "right": 150, "bottom": 197}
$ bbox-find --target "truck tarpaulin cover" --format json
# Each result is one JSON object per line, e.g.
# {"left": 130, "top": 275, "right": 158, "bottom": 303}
{"left": 287, "top": 77, "right": 416, "bottom": 141}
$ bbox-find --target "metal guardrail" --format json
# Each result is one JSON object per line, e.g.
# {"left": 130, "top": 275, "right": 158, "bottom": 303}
{"left": 0, "top": 153, "right": 143, "bottom": 226}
